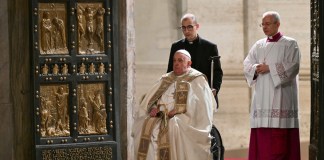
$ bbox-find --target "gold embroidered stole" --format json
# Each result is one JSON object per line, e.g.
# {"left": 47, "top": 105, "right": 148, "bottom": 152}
{"left": 137, "top": 69, "right": 204, "bottom": 160}
{"left": 137, "top": 117, "right": 160, "bottom": 160}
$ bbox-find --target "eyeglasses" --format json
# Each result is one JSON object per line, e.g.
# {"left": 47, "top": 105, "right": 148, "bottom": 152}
{"left": 259, "top": 22, "right": 277, "bottom": 27}
{"left": 179, "top": 24, "right": 196, "bottom": 31}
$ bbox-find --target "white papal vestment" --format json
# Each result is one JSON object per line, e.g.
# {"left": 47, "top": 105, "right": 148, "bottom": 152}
{"left": 133, "top": 68, "right": 216, "bottom": 160}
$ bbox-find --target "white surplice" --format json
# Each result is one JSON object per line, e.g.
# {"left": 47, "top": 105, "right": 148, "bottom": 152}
{"left": 133, "top": 69, "right": 216, "bottom": 160}
{"left": 243, "top": 36, "right": 300, "bottom": 128}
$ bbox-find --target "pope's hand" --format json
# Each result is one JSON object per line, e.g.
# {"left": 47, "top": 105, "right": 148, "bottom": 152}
{"left": 149, "top": 108, "right": 159, "bottom": 117}
{"left": 168, "top": 109, "right": 177, "bottom": 118}
{"left": 211, "top": 88, "right": 217, "bottom": 96}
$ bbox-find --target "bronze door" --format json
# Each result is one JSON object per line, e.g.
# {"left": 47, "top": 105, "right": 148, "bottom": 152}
{"left": 310, "top": 0, "right": 324, "bottom": 159}
{"left": 31, "top": 1, "right": 120, "bottom": 159}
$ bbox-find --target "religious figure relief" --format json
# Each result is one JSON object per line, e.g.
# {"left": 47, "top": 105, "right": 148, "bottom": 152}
{"left": 77, "top": 3, "right": 105, "bottom": 54}
{"left": 52, "top": 17, "right": 67, "bottom": 50}
{"left": 89, "top": 63, "right": 96, "bottom": 74}
{"left": 77, "top": 7, "right": 86, "bottom": 49}
{"left": 61, "top": 64, "right": 69, "bottom": 75}
{"left": 40, "top": 84, "right": 70, "bottom": 137}
{"left": 53, "top": 86, "right": 69, "bottom": 135}
{"left": 79, "top": 63, "right": 86, "bottom": 75}
{"left": 77, "top": 62, "right": 106, "bottom": 75}
{"left": 40, "top": 63, "right": 71, "bottom": 76}
{"left": 42, "top": 64, "right": 49, "bottom": 75}
{"left": 40, "top": 11, "right": 53, "bottom": 54}
{"left": 98, "top": 63, "right": 105, "bottom": 74}
{"left": 77, "top": 84, "right": 107, "bottom": 135}
{"left": 40, "top": 95, "right": 54, "bottom": 136}
{"left": 52, "top": 64, "right": 59, "bottom": 75}
{"left": 78, "top": 89, "right": 90, "bottom": 134}
{"left": 39, "top": 3, "right": 68, "bottom": 55}
{"left": 84, "top": 6, "right": 96, "bottom": 50}
{"left": 96, "top": 8, "right": 105, "bottom": 52}
{"left": 88, "top": 90, "right": 106, "bottom": 134}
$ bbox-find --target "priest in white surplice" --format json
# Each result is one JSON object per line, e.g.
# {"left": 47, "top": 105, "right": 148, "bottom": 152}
{"left": 133, "top": 49, "right": 216, "bottom": 160}
{"left": 243, "top": 11, "right": 301, "bottom": 160}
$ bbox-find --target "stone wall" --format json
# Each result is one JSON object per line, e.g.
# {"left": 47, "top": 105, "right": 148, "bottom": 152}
{"left": 125, "top": 0, "right": 136, "bottom": 159}
{"left": 134, "top": 0, "right": 310, "bottom": 104}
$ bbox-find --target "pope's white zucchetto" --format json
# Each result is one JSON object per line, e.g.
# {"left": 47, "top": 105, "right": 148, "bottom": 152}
{"left": 176, "top": 49, "right": 191, "bottom": 59}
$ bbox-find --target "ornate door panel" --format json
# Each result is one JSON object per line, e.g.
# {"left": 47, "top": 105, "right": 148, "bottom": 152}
{"left": 31, "top": 1, "right": 120, "bottom": 159}
{"left": 310, "top": 0, "right": 324, "bottom": 159}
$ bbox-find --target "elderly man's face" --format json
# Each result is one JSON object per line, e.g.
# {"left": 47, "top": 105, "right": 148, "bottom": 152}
{"left": 173, "top": 53, "right": 191, "bottom": 76}
{"left": 261, "top": 15, "right": 280, "bottom": 36}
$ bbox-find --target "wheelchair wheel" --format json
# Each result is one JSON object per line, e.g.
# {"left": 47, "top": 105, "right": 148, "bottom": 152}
{"left": 210, "top": 125, "right": 224, "bottom": 160}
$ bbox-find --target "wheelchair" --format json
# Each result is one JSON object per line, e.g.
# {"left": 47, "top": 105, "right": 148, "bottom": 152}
{"left": 210, "top": 124, "right": 224, "bottom": 160}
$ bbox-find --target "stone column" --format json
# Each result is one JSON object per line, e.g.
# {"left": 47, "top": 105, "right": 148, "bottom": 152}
{"left": 119, "top": 0, "right": 135, "bottom": 159}
{"left": 126, "top": 0, "right": 136, "bottom": 159}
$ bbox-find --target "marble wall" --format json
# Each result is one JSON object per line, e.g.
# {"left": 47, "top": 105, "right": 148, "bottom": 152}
{"left": 135, "top": 0, "right": 310, "bottom": 69}
{"left": 134, "top": 0, "right": 310, "bottom": 103}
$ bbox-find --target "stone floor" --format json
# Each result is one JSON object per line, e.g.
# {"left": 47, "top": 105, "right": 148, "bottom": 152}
{"left": 135, "top": 65, "right": 311, "bottom": 159}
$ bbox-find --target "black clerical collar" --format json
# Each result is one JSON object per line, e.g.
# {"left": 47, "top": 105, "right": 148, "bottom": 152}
{"left": 185, "top": 36, "right": 199, "bottom": 45}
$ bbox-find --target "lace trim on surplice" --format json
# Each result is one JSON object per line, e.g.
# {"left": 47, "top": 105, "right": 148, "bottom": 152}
{"left": 275, "top": 63, "right": 288, "bottom": 81}
{"left": 253, "top": 109, "right": 298, "bottom": 118}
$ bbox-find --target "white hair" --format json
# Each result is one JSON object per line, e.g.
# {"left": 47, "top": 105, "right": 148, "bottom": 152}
{"left": 263, "top": 11, "right": 280, "bottom": 23}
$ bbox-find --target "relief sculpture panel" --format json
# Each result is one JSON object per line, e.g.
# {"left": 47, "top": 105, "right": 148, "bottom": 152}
{"left": 78, "top": 62, "right": 106, "bottom": 75}
{"left": 41, "top": 63, "right": 70, "bottom": 76}
{"left": 77, "top": 83, "right": 107, "bottom": 134}
{"left": 38, "top": 3, "right": 68, "bottom": 55}
{"left": 40, "top": 84, "right": 70, "bottom": 137}
{"left": 77, "top": 3, "right": 105, "bottom": 54}
{"left": 33, "top": 1, "right": 118, "bottom": 158}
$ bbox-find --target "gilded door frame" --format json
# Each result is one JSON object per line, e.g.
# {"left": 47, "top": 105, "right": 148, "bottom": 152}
{"left": 30, "top": 0, "right": 121, "bottom": 159}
